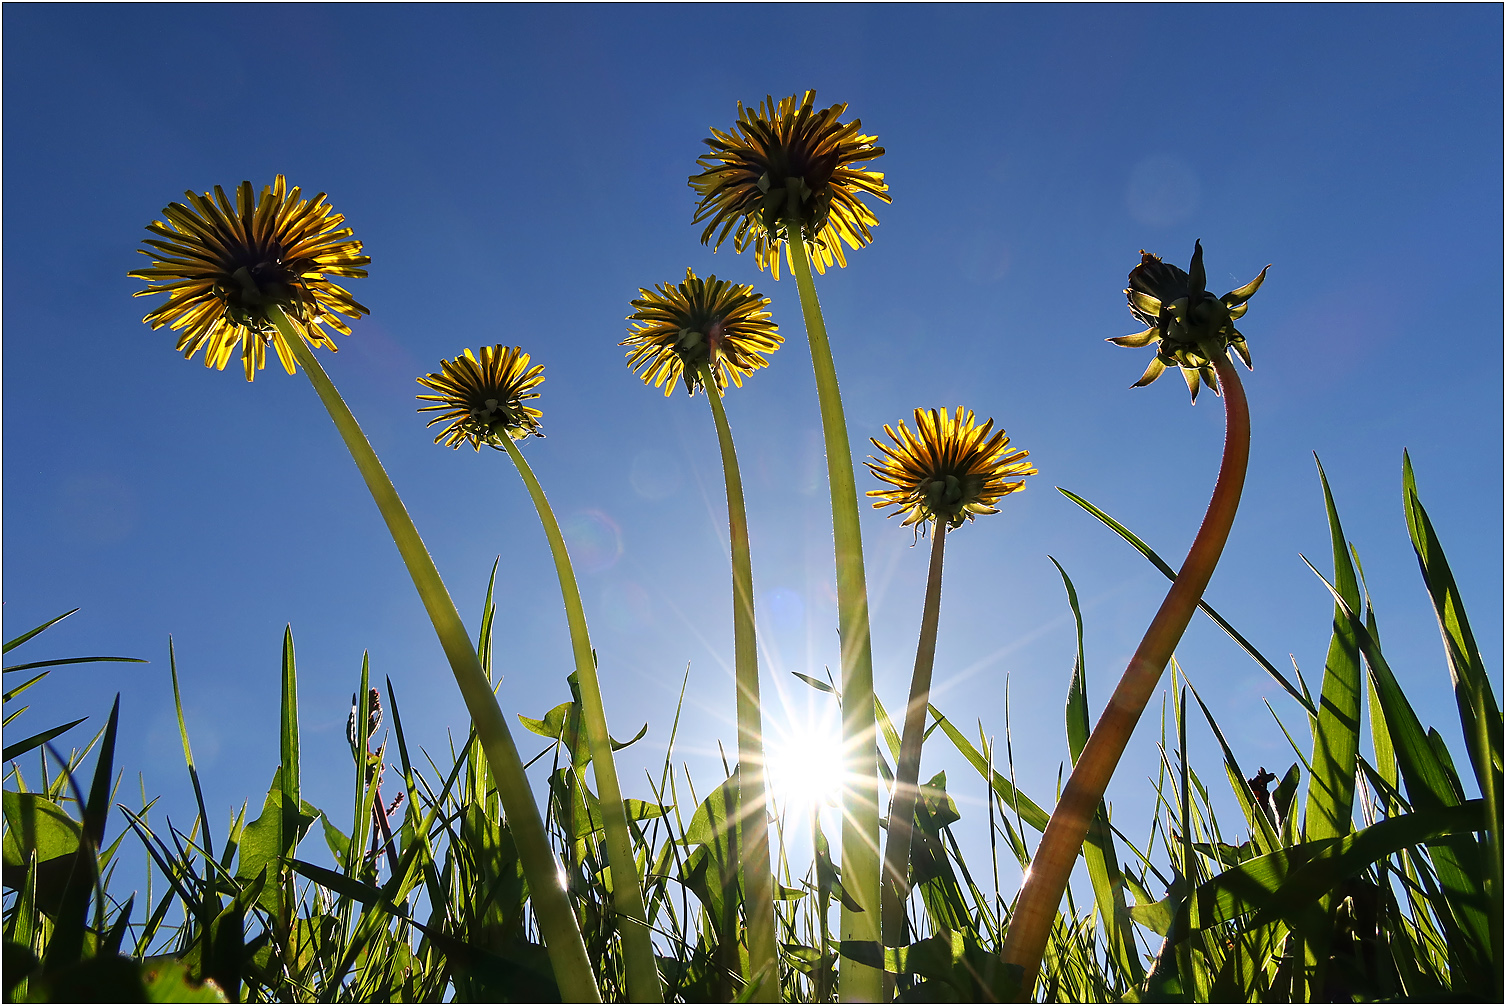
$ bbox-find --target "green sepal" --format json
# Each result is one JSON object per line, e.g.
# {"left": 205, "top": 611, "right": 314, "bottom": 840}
{"left": 1109, "top": 327, "right": 1159, "bottom": 348}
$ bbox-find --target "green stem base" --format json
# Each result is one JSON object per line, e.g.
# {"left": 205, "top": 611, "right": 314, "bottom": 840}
{"left": 503, "top": 439, "right": 664, "bottom": 1004}
{"left": 785, "top": 222, "right": 883, "bottom": 1004}
{"left": 268, "top": 307, "right": 600, "bottom": 1003}
{"left": 699, "top": 363, "right": 779, "bottom": 1002}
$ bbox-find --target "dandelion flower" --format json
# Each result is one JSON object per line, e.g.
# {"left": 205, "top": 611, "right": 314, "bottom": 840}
{"left": 1113, "top": 240, "right": 1269, "bottom": 402}
{"left": 691, "top": 90, "right": 889, "bottom": 279}
{"left": 417, "top": 346, "right": 545, "bottom": 449}
{"left": 623, "top": 268, "right": 782, "bottom": 396}
{"left": 131, "top": 176, "right": 369, "bottom": 381}
{"left": 867, "top": 408, "right": 1036, "bottom": 531}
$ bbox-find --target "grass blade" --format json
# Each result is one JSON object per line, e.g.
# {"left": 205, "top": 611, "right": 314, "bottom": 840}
{"left": 2, "top": 610, "right": 79, "bottom": 654}
{"left": 1402, "top": 451, "right": 1502, "bottom": 974}
{"left": 1052, "top": 558, "right": 1142, "bottom": 984}
{"left": 1058, "top": 487, "right": 1314, "bottom": 715}
{"left": 3, "top": 718, "right": 87, "bottom": 762}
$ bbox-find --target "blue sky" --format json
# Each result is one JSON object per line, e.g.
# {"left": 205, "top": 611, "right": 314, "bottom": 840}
{"left": 4, "top": 4, "right": 1501, "bottom": 894}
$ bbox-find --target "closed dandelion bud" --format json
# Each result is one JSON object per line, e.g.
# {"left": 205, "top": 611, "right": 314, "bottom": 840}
{"left": 1113, "top": 240, "right": 1270, "bottom": 403}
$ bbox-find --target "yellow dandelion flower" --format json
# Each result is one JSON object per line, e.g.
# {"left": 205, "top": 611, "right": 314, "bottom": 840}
{"left": 690, "top": 90, "right": 889, "bottom": 280}
{"left": 417, "top": 346, "right": 545, "bottom": 449}
{"left": 623, "top": 268, "right": 782, "bottom": 396}
{"left": 1113, "top": 240, "right": 1270, "bottom": 402}
{"left": 130, "top": 175, "right": 369, "bottom": 381}
{"left": 867, "top": 408, "right": 1036, "bottom": 531}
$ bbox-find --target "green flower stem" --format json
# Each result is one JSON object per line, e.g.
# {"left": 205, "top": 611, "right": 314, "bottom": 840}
{"left": 267, "top": 307, "right": 601, "bottom": 1004}
{"left": 698, "top": 362, "right": 779, "bottom": 1003}
{"left": 784, "top": 215, "right": 883, "bottom": 1004}
{"left": 500, "top": 437, "right": 665, "bottom": 1005}
{"left": 999, "top": 355, "right": 1250, "bottom": 998}
{"left": 880, "top": 520, "right": 947, "bottom": 968}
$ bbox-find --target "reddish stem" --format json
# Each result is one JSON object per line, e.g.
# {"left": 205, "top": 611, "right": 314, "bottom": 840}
{"left": 999, "top": 357, "right": 1250, "bottom": 999}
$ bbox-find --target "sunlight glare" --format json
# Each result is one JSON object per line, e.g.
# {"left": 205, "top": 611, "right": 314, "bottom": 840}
{"left": 765, "top": 720, "right": 845, "bottom": 812}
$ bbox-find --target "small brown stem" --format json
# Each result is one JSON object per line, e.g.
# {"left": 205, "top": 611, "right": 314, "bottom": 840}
{"left": 999, "top": 356, "right": 1250, "bottom": 999}
{"left": 881, "top": 520, "right": 948, "bottom": 999}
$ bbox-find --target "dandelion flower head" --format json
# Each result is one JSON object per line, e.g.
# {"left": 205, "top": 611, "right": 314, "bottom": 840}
{"left": 867, "top": 408, "right": 1036, "bottom": 532}
{"left": 131, "top": 176, "right": 369, "bottom": 381}
{"left": 690, "top": 91, "right": 889, "bottom": 279}
{"left": 623, "top": 268, "right": 782, "bottom": 397}
{"left": 417, "top": 346, "right": 545, "bottom": 449}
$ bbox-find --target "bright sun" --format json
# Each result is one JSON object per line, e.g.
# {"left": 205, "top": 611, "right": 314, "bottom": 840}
{"left": 764, "top": 720, "right": 846, "bottom": 812}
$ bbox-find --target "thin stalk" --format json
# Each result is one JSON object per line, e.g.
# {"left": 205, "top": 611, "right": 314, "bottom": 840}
{"left": 784, "top": 209, "right": 883, "bottom": 1003}
{"left": 266, "top": 306, "right": 601, "bottom": 1004}
{"left": 698, "top": 362, "right": 779, "bottom": 1002}
{"left": 999, "top": 355, "right": 1250, "bottom": 998}
{"left": 881, "top": 521, "right": 947, "bottom": 976}
{"left": 501, "top": 438, "right": 665, "bottom": 1004}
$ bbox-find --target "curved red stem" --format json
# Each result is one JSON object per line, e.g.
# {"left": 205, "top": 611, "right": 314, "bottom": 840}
{"left": 999, "top": 357, "right": 1250, "bottom": 999}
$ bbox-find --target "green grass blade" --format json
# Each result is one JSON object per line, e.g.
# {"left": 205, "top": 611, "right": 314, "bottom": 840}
{"left": 1058, "top": 487, "right": 1314, "bottom": 715}
{"left": 1305, "top": 554, "right": 1493, "bottom": 989}
{"left": 170, "top": 639, "right": 214, "bottom": 863}
{"left": 1304, "top": 456, "right": 1363, "bottom": 843}
{"left": 2, "top": 610, "right": 79, "bottom": 654}
{"left": 43, "top": 695, "right": 119, "bottom": 970}
{"left": 929, "top": 705, "right": 1049, "bottom": 832}
{"left": 1403, "top": 452, "right": 1503, "bottom": 805}
{"left": 1051, "top": 558, "right": 1142, "bottom": 984}
{"left": 2, "top": 656, "right": 147, "bottom": 674}
{"left": 2, "top": 718, "right": 87, "bottom": 762}
{"left": 1402, "top": 451, "right": 1502, "bottom": 976}
{"left": 1184, "top": 683, "right": 1280, "bottom": 853}
{"left": 1297, "top": 458, "right": 1365, "bottom": 994}
{"left": 279, "top": 627, "right": 300, "bottom": 861}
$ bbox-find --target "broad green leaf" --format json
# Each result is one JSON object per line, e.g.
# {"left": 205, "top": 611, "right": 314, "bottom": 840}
{"left": 234, "top": 768, "right": 320, "bottom": 915}
{"left": 143, "top": 957, "right": 230, "bottom": 1002}
{"left": 1180, "top": 799, "right": 1484, "bottom": 935}
{"left": 623, "top": 799, "right": 668, "bottom": 821}
{"left": 520, "top": 701, "right": 574, "bottom": 740}
{"left": 2, "top": 791, "right": 81, "bottom": 869}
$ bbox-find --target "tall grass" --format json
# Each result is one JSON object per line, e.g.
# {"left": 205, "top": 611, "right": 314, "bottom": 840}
{"left": 4, "top": 456, "right": 1497, "bottom": 1002}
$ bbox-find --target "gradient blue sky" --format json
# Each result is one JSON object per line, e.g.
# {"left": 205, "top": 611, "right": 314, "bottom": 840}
{"left": 4, "top": 4, "right": 1501, "bottom": 894}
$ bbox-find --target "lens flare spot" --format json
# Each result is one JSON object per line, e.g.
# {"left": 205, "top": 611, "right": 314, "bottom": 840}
{"left": 562, "top": 509, "right": 623, "bottom": 573}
